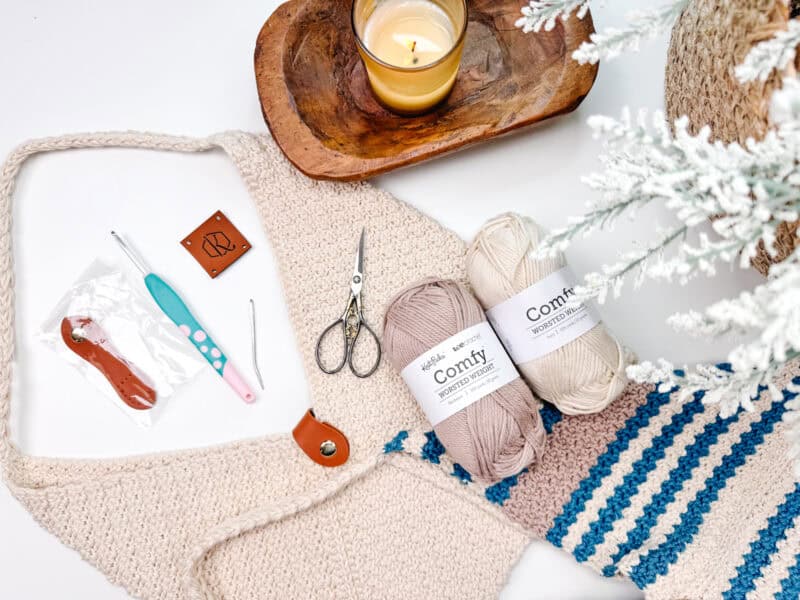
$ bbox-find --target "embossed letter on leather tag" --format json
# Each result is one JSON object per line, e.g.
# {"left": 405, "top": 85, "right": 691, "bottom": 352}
{"left": 181, "top": 210, "right": 251, "bottom": 278}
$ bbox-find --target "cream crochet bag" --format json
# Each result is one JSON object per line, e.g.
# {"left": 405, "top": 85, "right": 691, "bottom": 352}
{"left": 0, "top": 132, "right": 530, "bottom": 599}
{"left": 5, "top": 132, "right": 800, "bottom": 599}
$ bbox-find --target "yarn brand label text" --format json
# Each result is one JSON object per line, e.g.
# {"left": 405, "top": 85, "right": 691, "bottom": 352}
{"left": 525, "top": 285, "right": 575, "bottom": 322}
{"left": 400, "top": 322, "right": 518, "bottom": 427}
{"left": 485, "top": 267, "right": 601, "bottom": 364}
{"left": 432, "top": 348, "right": 486, "bottom": 384}
{"left": 420, "top": 353, "right": 445, "bottom": 371}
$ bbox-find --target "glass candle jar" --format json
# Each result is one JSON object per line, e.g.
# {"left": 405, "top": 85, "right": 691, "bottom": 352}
{"left": 352, "top": 0, "right": 468, "bottom": 115}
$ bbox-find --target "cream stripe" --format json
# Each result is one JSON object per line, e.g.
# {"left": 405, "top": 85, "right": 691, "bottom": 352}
{"left": 584, "top": 399, "right": 713, "bottom": 571}
{"left": 561, "top": 393, "right": 686, "bottom": 553}
{"left": 615, "top": 398, "right": 765, "bottom": 576}
{"left": 643, "top": 420, "right": 795, "bottom": 600}
{"left": 746, "top": 513, "right": 800, "bottom": 600}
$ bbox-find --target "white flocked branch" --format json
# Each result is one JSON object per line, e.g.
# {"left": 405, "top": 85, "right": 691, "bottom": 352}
{"left": 537, "top": 90, "right": 800, "bottom": 474}
{"left": 519, "top": 0, "right": 800, "bottom": 475}
{"left": 515, "top": 0, "right": 689, "bottom": 64}
{"left": 736, "top": 18, "right": 800, "bottom": 84}
{"left": 515, "top": 0, "right": 591, "bottom": 34}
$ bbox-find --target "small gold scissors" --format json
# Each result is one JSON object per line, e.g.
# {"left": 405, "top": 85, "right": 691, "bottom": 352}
{"left": 315, "top": 228, "right": 381, "bottom": 378}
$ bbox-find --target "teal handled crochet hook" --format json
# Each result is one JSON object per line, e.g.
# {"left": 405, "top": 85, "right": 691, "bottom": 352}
{"left": 111, "top": 231, "right": 255, "bottom": 403}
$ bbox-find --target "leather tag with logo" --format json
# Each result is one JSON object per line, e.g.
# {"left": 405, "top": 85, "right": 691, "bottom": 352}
{"left": 181, "top": 210, "right": 251, "bottom": 278}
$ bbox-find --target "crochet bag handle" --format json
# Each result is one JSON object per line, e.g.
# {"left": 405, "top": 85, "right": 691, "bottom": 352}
{"left": 0, "top": 132, "right": 225, "bottom": 472}
{"left": 0, "top": 129, "right": 461, "bottom": 482}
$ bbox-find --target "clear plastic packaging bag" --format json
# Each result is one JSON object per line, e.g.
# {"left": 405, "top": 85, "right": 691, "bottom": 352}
{"left": 39, "top": 260, "right": 204, "bottom": 427}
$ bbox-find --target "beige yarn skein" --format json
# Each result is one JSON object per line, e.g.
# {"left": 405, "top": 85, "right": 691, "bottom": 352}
{"left": 383, "top": 278, "right": 546, "bottom": 482}
{"left": 467, "top": 213, "right": 628, "bottom": 415}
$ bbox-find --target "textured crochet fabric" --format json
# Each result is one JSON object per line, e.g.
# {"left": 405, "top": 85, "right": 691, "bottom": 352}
{"left": 1, "top": 132, "right": 799, "bottom": 599}
{"left": 665, "top": 0, "right": 799, "bottom": 276}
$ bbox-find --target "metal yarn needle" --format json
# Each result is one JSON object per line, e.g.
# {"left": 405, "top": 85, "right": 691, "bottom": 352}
{"left": 249, "top": 299, "right": 265, "bottom": 390}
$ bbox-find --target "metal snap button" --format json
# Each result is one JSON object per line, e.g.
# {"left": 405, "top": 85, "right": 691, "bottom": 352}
{"left": 320, "top": 440, "right": 337, "bottom": 457}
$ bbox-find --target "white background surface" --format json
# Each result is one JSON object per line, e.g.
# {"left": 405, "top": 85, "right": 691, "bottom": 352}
{"left": 0, "top": 1, "right": 763, "bottom": 598}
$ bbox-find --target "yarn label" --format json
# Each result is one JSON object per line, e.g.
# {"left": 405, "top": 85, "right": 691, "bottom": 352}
{"left": 485, "top": 267, "right": 600, "bottom": 363}
{"left": 400, "top": 322, "right": 519, "bottom": 427}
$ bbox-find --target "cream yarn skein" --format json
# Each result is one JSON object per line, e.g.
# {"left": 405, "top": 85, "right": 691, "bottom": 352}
{"left": 383, "top": 278, "right": 546, "bottom": 482}
{"left": 467, "top": 213, "right": 628, "bottom": 415}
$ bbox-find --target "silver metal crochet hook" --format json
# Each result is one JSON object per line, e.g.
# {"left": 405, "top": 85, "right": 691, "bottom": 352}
{"left": 250, "top": 298, "right": 265, "bottom": 390}
{"left": 111, "top": 231, "right": 148, "bottom": 275}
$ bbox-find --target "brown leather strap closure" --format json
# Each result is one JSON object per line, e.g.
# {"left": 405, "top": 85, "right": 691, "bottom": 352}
{"left": 60, "top": 316, "right": 157, "bottom": 411}
{"left": 292, "top": 409, "right": 350, "bottom": 467}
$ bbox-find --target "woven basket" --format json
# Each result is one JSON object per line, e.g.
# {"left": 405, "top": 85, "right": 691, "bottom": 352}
{"left": 665, "top": 0, "right": 800, "bottom": 276}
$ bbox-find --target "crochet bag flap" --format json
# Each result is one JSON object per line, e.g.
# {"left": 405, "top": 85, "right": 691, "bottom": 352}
{"left": 0, "top": 132, "right": 531, "bottom": 600}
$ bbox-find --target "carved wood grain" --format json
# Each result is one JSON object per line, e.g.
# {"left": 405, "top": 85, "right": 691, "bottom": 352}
{"left": 254, "top": 0, "right": 598, "bottom": 181}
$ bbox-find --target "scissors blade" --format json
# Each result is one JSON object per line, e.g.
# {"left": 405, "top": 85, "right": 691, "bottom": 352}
{"left": 351, "top": 228, "right": 365, "bottom": 297}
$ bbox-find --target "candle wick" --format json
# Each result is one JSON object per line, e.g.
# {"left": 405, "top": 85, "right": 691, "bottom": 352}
{"left": 411, "top": 40, "right": 418, "bottom": 64}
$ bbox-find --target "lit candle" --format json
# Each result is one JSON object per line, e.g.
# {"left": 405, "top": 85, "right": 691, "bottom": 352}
{"left": 364, "top": 0, "right": 455, "bottom": 68}
{"left": 352, "top": 0, "right": 467, "bottom": 115}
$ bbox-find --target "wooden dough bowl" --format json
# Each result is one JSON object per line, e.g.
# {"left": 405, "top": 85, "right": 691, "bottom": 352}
{"left": 254, "top": 0, "right": 598, "bottom": 181}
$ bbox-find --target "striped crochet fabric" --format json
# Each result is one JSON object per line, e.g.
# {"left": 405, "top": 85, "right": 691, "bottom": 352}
{"left": 388, "top": 362, "right": 800, "bottom": 599}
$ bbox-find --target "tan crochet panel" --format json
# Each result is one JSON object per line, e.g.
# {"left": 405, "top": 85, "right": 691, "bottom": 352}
{"left": 665, "top": 0, "right": 799, "bottom": 276}
{"left": 0, "top": 132, "right": 530, "bottom": 599}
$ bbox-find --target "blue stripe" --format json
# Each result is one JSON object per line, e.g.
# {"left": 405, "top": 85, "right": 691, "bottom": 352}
{"left": 546, "top": 386, "right": 675, "bottom": 548}
{"left": 540, "top": 402, "right": 562, "bottom": 434}
{"left": 776, "top": 553, "right": 800, "bottom": 600}
{"left": 629, "top": 386, "right": 796, "bottom": 589}
{"left": 724, "top": 484, "right": 800, "bottom": 599}
{"left": 573, "top": 391, "right": 706, "bottom": 563}
{"left": 603, "top": 402, "right": 739, "bottom": 577}
{"left": 485, "top": 469, "right": 527, "bottom": 506}
{"left": 452, "top": 463, "right": 472, "bottom": 483}
{"left": 384, "top": 430, "right": 409, "bottom": 454}
{"left": 421, "top": 431, "right": 446, "bottom": 464}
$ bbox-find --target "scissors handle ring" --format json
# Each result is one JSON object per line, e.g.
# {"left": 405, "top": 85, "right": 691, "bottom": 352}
{"left": 348, "top": 321, "right": 382, "bottom": 379}
{"left": 315, "top": 319, "right": 348, "bottom": 375}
